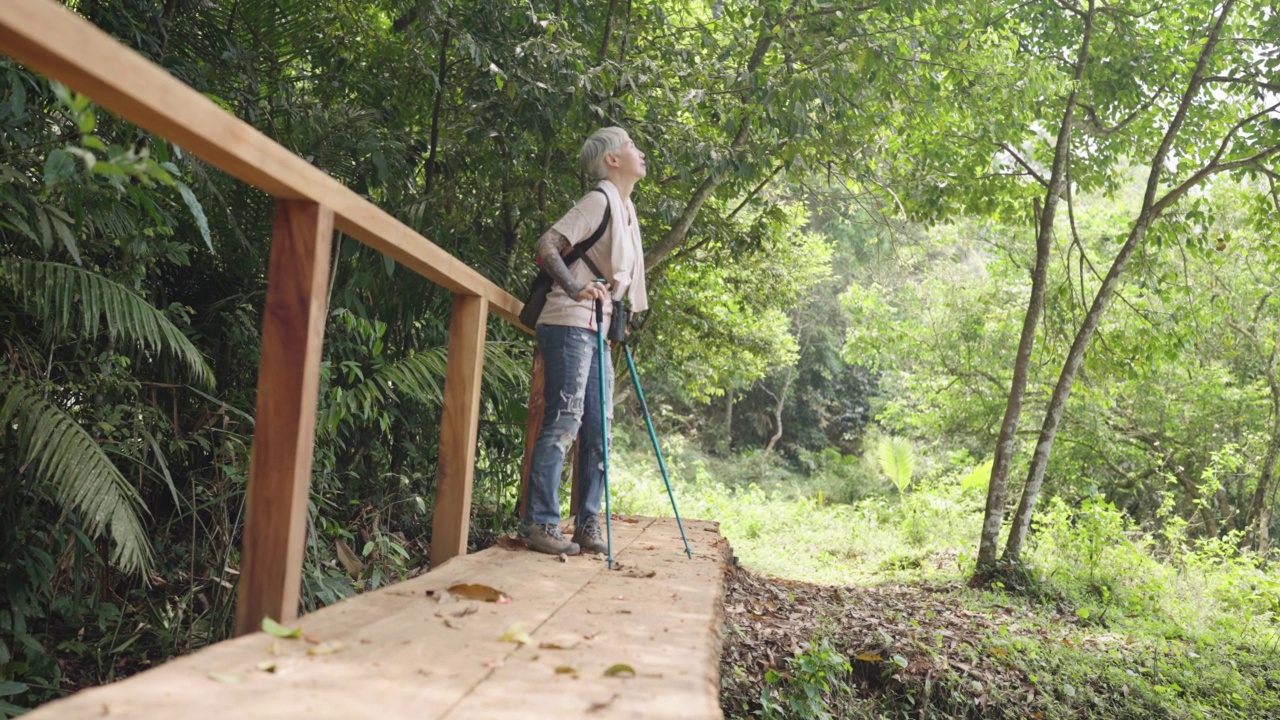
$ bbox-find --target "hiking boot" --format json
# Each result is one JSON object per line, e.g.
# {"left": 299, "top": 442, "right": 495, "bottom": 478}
{"left": 520, "top": 523, "right": 580, "bottom": 556}
{"left": 572, "top": 514, "right": 609, "bottom": 555}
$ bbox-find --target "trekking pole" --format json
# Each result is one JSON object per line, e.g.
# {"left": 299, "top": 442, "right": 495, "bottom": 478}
{"left": 594, "top": 289, "right": 615, "bottom": 570}
{"left": 623, "top": 343, "right": 692, "bottom": 559}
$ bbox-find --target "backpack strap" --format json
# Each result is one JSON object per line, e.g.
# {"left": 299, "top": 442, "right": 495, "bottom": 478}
{"left": 560, "top": 187, "right": 611, "bottom": 270}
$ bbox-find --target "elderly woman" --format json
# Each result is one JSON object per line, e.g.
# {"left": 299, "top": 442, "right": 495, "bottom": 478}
{"left": 522, "top": 127, "right": 649, "bottom": 555}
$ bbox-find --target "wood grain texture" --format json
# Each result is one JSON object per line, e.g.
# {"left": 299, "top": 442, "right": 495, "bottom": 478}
{"left": 0, "top": 0, "right": 527, "bottom": 329}
{"left": 430, "top": 293, "right": 489, "bottom": 568}
{"left": 24, "top": 518, "right": 729, "bottom": 720}
{"left": 234, "top": 201, "right": 334, "bottom": 636}
{"left": 518, "top": 349, "right": 545, "bottom": 521}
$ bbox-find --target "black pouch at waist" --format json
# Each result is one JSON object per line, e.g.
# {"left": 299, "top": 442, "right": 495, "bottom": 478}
{"left": 608, "top": 299, "right": 630, "bottom": 343}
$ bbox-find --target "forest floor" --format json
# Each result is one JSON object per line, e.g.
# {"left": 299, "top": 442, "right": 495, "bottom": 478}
{"left": 716, "top": 561, "right": 1280, "bottom": 720}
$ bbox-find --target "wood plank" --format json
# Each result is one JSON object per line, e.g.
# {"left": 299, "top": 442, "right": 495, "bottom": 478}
{"left": 430, "top": 293, "right": 489, "bottom": 568}
{"left": 443, "top": 518, "right": 729, "bottom": 719}
{"left": 22, "top": 517, "right": 728, "bottom": 719}
{"left": 0, "top": 0, "right": 527, "bottom": 329}
{"left": 234, "top": 201, "right": 334, "bottom": 636}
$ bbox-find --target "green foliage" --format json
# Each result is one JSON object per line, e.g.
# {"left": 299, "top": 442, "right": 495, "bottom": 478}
{"left": 1, "top": 258, "right": 213, "bottom": 388}
{"left": 760, "top": 638, "right": 854, "bottom": 720}
{"left": 0, "top": 378, "right": 153, "bottom": 574}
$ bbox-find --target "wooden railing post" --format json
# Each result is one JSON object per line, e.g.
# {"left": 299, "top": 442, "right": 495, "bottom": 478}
{"left": 430, "top": 293, "right": 489, "bottom": 568}
{"left": 234, "top": 200, "right": 333, "bottom": 636}
{"left": 517, "top": 349, "right": 544, "bottom": 521}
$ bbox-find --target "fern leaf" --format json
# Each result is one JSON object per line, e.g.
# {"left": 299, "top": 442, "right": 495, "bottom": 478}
{"left": 0, "top": 378, "right": 154, "bottom": 574}
{"left": 0, "top": 257, "right": 214, "bottom": 389}
{"left": 318, "top": 341, "right": 530, "bottom": 435}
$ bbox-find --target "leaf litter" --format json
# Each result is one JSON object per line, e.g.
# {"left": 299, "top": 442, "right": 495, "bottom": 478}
{"left": 719, "top": 564, "right": 1122, "bottom": 718}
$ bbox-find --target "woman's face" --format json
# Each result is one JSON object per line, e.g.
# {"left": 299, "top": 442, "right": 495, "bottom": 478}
{"left": 611, "top": 135, "right": 647, "bottom": 181}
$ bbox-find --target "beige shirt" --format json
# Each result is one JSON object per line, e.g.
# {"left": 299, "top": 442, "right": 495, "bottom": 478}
{"left": 538, "top": 190, "right": 641, "bottom": 333}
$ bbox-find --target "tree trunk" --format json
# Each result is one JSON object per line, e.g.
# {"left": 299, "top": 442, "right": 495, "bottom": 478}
{"left": 1004, "top": 219, "right": 1150, "bottom": 560}
{"left": 599, "top": 0, "right": 621, "bottom": 62}
{"left": 724, "top": 387, "right": 734, "bottom": 452}
{"left": 764, "top": 370, "right": 795, "bottom": 454}
{"left": 974, "top": 8, "right": 1095, "bottom": 574}
{"left": 1002, "top": 0, "right": 1236, "bottom": 562}
{"left": 1247, "top": 345, "right": 1280, "bottom": 552}
{"left": 424, "top": 26, "right": 451, "bottom": 197}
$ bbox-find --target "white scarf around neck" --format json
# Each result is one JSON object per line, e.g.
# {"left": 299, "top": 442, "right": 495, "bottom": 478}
{"left": 597, "top": 179, "right": 648, "bottom": 313}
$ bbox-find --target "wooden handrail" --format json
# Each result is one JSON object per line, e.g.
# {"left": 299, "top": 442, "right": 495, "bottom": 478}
{"left": 0, "top": 0, "right": 533, "bottom": 634}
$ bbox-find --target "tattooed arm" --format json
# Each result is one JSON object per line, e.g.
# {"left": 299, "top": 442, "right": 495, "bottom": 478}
{"left": 536, "top": 229, "right": 608, "bottom": 302}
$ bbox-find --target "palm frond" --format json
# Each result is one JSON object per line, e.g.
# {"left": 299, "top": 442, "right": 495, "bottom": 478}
{"left": 0, "top": 377, "right": 154, "bottom": 574}
{"left": 0, "top": 257, "right": 214, "bottom": 388}
{"left": 876, "top": 435, "right": 916, "bottom": 494}
{"left": 319, "top": 341, "right": 531, "bottom": 436}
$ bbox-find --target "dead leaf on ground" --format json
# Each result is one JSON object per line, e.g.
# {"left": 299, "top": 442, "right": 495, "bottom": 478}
{"left": 261, "top": 617, "right": 301, "bottom": 639}
{"left": 307, "top": 640, "right": 345, "bottom": 656}
{"left": 443, "top": 618, "right": 458, "bottom": 630}
{"left": 555, "top": 665, "right": 578, "bottom": 675}
{"left": 587, "top": 693, "right": 619, "bottom": 712}
{"left": 335, "top": 538, "right": 365, "bottom": 576}
{"left": 538, "top": 636, "right": 581, "bottom": 650}
{"left": 603, "top": 663, "right": 636, "bottom": 678}
{"left": 624, "top": 568, "right": 656, "bottom": 578}
{"left": 449, "top": 583, "right": 509, "bottom": 602}
{"left": 426, "top": 589, "right": 454, "bottom": 604}
{"left": 303, "top": 633, "right": 322, "bottom": 644}
{"left": 499, "top": 622, "right": 533, "bottom": 646}
{"left": 256, "top": 660, "right": 278, "bottom": 673}
{"left": 497, "top": 535, "right": 526, "bottom": 550}
{"left": 207, "top": 671, "right": 242, "bottom": 683}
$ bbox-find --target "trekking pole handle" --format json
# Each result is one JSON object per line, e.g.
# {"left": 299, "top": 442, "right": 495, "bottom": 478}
{"left": 593, "top": 279, "right": 606, "bottom": 324}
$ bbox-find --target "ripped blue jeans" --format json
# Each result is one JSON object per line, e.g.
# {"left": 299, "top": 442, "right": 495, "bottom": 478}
{"left": 525, "top": 324, "right": 612, "bottom": 526}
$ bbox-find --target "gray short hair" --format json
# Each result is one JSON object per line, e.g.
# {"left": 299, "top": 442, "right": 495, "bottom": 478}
{"left": 580, "top": 127, "right": 629, "bottom": 180}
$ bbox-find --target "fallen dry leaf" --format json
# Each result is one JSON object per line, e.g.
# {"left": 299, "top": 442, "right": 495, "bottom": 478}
{"left": 603, "top": 663, "right": 636, "bottom": 678}
{"left": 307, "top": 640, "right": 345, "bottom": 656}
{"left": 449, "top": 583, "right": 509, "bottom": 602}
{"left": 499, "top": 622, "right": 533, "bottom": 646}
{"left": 497, "top": 535, "right": 526, "bottom": 551}
{"left": 555, "top": 665, "right": 578, "bottom": 675}
{"left": 587, "top": 693, "right": 619, "bottom": 712}
{"left": 538, "top": 636, "right": 581, "bottom": 650}
{"left": 207, "top": 672, "right": 242, "bottom": 683}
{"left": 256, "top": 660, "right": 278, "bottom": 673}
{"left": 261, "top": 617, "right": 301, "bottom": 639}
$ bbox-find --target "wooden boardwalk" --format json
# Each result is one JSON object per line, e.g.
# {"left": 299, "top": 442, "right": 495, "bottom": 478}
{"left": 26, "top": 517, "right": 729, "bottom": 719}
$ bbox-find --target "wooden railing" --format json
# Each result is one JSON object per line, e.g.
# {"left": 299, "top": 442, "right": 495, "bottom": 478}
{"left": 0, "top": 0, "right": 530, "bottom": 637}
